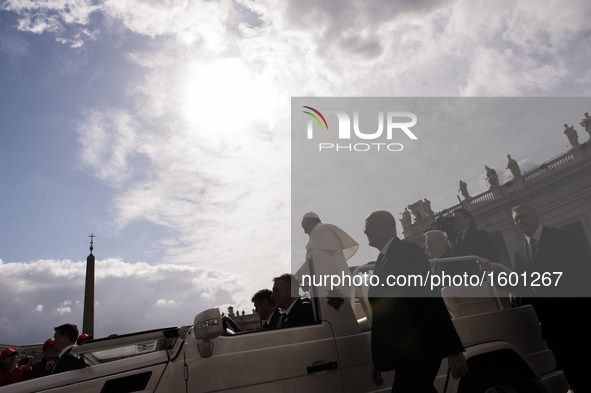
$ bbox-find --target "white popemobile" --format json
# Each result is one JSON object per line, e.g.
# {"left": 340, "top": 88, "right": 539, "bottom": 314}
{"left": 0, "top": 255, "right": 569, "bottom": 393}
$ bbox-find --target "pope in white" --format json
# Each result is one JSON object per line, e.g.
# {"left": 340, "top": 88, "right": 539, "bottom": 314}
{"left": 296, "top": 212, "right": 359, "bottom": 299}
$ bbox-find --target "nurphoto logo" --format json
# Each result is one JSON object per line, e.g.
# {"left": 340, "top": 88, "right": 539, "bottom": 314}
{"left": 302, "top": 106, "right": 418, "bottom": 152}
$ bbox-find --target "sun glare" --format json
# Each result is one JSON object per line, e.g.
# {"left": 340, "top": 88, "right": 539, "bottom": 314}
{"left": 181, "top": 59, "right": 277, "bottom": 137}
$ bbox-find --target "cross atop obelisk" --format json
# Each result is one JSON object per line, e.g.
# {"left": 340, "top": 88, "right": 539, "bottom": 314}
{"left": 89, "top": 233, "right": 95, "bottom": 253}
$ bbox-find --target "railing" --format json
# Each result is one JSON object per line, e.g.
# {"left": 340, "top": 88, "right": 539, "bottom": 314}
{"left": 523, "top": 152, "right": 574, "bottom": 186}
{"left": 470, "top": 190, "right": 494, "bottom": 206}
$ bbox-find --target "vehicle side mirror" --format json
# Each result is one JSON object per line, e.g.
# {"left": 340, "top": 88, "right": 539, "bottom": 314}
{"left": 192, "top": 308, "right": 222, "bottom": 358}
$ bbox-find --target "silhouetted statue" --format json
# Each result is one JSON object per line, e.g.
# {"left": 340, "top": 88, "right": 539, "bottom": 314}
{"left": 580, "top": 113, "right": 591, "bottom": 138}
{"left": 458, "top": 180, "right": 470, "bottom": 199}
{"left": 410, "top": 207, "right": 422, "bottom": 221}
{"left": 423, "top": 198, "right": 434, "bottom": 217}
{"left": 506, "top": 154, "right": 521, "bottom": 178}
{"left": 485, "top": 165, "right": 499, "bottom": 188}
{"left": 400, "top": 208, "right": 412, "bottom": 228}
{"left": 564, "top": 124, "right": 580, "bottom": 147}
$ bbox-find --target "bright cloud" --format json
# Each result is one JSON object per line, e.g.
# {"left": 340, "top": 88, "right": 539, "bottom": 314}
{"left": 57, "top": 306, "right": 72, "bottom": 315}
{"left": 156, "top": 299, "right": 176, "bottom": 307}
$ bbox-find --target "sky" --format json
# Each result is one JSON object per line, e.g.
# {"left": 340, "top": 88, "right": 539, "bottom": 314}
{"left": 1, "top": 0, "right": 591, "bottom": 345}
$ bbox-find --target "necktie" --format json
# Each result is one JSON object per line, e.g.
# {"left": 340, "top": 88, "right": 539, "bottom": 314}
{"left": 456, "top": 232, "right": 464, "bottom": 247}
{"left": 529, "top": 238, "right": 538, "bottom": 263}
{"left": 51, "top": 356, "right": 60, "bottom": 374}
{"left": 375, "top": 253, "right": 385, "bottom": 274}
{"left": 279, "top": 314, "right": 288, "bottom": 327}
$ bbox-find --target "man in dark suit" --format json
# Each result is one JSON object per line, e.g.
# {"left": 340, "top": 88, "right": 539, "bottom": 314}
{"left": 365, "top": 211, "right": 467, "bottom": 392}
{"left": 512, "top": 205, "right": 591, "bottom": 392}
{"left": 251, "top": 289, "right": 283, "bottom": 329}
{"left": 271, "top": 274, "right": 316, "bottom": 328}
{"left": 450, "top": 208, "right": 501, "bottom": 263}
{"left": 51, "top": 323, "right": 87, "bottom": 375}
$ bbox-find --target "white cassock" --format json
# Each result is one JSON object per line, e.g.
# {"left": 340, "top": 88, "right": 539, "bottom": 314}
{"left": 296, "top": 223, "right": 358, "bottom": 298}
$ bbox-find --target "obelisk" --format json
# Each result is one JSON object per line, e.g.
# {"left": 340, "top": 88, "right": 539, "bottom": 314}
{"left": 82, "top": 233, "right": 95, "bottom": 337}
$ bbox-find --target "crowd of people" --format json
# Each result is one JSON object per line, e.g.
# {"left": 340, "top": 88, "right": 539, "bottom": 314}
{"left": 0, "top": 324, "right": 91, "bottom": 387}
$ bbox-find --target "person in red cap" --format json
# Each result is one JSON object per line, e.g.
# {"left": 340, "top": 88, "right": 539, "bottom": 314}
{"left": 32, "top": 339, "right": 59, "bottom": 379}
{"left": 0, "top": 348, "right": 32, "bottom": 386}
{"left": 76, "top": 334, "right": 93, "bottom": 346}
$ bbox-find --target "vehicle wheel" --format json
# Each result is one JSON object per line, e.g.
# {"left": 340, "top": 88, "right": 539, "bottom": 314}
{"left": 221, "top": 315, "right": 241, "bottom": 334}
{"left": 459, "top": 366, "right": 533, "bottom": 393}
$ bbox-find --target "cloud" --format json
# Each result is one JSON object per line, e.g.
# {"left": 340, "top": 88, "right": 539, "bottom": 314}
{"left": 76, "top": 109, "right": 140, "bottom": 185}
{"left": 2, "top": 0, "right": 100, "bottom": 46}
{"left": 3, "top": 0, "right": 263, "bottom": 51}
{"left": 0, "top": 258, "right": 246, "bottom": 344}
{"left": 5, "top": 0, "right": 590, "bottom": 96}
{"left": 57, "top": 306, "right": 72, "bottom": 315}
{"left": 461, "top": 48, "right": 567, "bottom": 96}
{"left": 103, "top": 0, "right": 239, "bottom": 51}
{"left": 515, "top": 158, "right": 539, "bottom": 174}
{"left": 452, "top": 2, "right": 590, "bottom": 96}
{"left": 156, "top": 299, "right": 176, "bottom": 307}
{"left": 71, "top": 31, "right": 291, "bottom": 278}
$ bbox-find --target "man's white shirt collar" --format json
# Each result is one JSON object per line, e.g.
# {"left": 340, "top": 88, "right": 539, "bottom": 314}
{"left": 58, "top": 344, "right": 74, "bottom": 358}
{"left": 284, "top": 298, "right": 298, "bottom": 315}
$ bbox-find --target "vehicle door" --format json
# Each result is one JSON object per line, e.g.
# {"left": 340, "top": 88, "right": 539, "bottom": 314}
{"left": 184, "top": 310, "right": 344, "bottom": 392}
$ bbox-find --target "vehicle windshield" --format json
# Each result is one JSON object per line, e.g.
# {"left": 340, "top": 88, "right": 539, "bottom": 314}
{"left": 81, "top": 339, "right": 169, "bottom": 365}
{"left": 73, "top": 327, "right": 180, "bottom": 366}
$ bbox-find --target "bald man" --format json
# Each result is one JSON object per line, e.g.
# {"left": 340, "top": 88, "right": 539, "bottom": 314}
{"left": 365, "top": 210, "right": 467, "bottom": 392}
